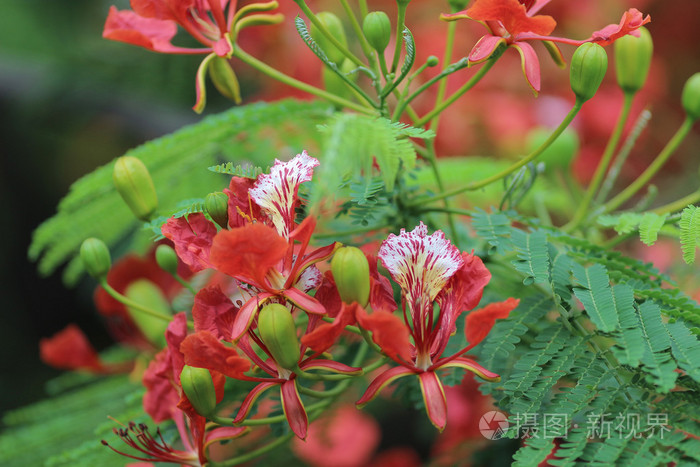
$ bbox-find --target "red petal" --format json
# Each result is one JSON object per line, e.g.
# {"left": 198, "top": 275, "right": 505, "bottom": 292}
{"left": 356, "top": 366, "right": 415, "bottom": 407}
{"left": 356, "top": 308, "right": 413, "bottom": 363}
{"left": 587, "top": 8, "right": 651, "bottom": 47}
{"left": 436, "top": 356, "right": 501, "bottom": 382}
{"left": 39, "top": 325, "right": 103, "bottom": 372}
{"left": 469, "top": 35, "right": 506, "bottom": 63}
{"left": 142, "top": 349, "right": 180, "bottom": 423}
{"left": 204, "top": 426, "right": 249, "bottom": 452}
{"left": 281, "top": 380, "right": 309, "bottom": 439}
{"left": 466, "top": 0, "right": 556, "bottom": 37}
{"left": 299, "top": 359, "right": 362, "bottom": 375}
{"left": 234, "top": 381, "right": 278, "bottom": 423}
{"left": 513, "top": 41, "right": 541, "bottom": 94}
{"left": 367, "top": 254, "right": 397, "bottom": 313}
{"left": 210, "top": 223, "right": 287, "bottom": 287}
{"left": 192, "top": 285, "right": 238, "bottom": 339}
{"left": 418, "top": 372, "right": 447, "bottom": 431}
{"left": 165, "top": 312, "right": 189, "bottom": 382}
{"left": 103, "top": 6, "right": 206, "bottom": 54}
{"left": 180, "top": 331, "right": 251, "bottom": 379}
{"left": 224, "top": 176, "right": 260, "bottom": 228}
{"left": 161, "top": 213, "right": 218, "bottom": 272}
{"left": 465, "top": 298, "right": 520, "bottom": 350}
{"left": 301, "top": 302, "right": 360, "bottom": 353}
{"left": 284, "top": 287, "right": 326, "bottom": 315}
{"left": 230, "top": 292, "right": 274, "bottom": 341}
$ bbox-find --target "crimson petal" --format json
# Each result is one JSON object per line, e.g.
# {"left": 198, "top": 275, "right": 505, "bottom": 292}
{"left": 356, "top": 366, "right": 415, "bottom": 408}
{"left": 418, "top": 371, "right": 447, "bottom": 431}
{"left": 281, "top": 380, "right": 308, "bottom": 439}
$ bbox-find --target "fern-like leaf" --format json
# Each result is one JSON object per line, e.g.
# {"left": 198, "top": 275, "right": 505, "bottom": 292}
{"left": 638, "top": 212, "right": 668, "bottom": 246}
{"left": 207, "top": 162, "right": 265, "bottom": 178}
{"left": 470, "top": 208, "right": 514, "bottom": 254}
{"left": 679, "top": 205, "right": 700, "bottom": 264}
{"left": 572, "top": 263, "right": 620, "bottom": 332}
{"left": 610, "top": 284, "right": 645, "bottom": 366}
{"left": 638, "top": 301, "right": 678, "bottom": 392}
{"left": 666, "top": 320, "right": 700, "bottom": 382}
{"left": 511, "top": 229, "right": 550, "bottom": 285}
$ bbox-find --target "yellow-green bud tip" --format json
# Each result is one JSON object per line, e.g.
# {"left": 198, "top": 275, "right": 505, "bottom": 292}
{"left": 331, "top": 246, "right": 370, "bottom": 307}
{"left": 112, "top": 156, "right": 158, "bottom": 221}
{"left": 426, "top": 56, "right": 439, "bottom": 67}
{"left": 257, "top": 304, "right": 300, "bottom": 370}
{"left": 570, "top": 43, "right": 608, "bottom": 103}
{"left": 80, "top": 238, "right": 111, "bottom": 279}
{"left": 180, "top": 365, "right": 217, "bottom": 416}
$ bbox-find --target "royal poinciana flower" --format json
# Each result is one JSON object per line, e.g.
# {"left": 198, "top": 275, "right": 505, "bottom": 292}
{"left": 441, "top": 0, "right": 651, "bottom": 93}
{"left": 103, "top": 313, "right": 247, "bottom": 466}
{"left": 103, "top": 0, "right": 283, "bottom": 111}
{"left": 356, "top": 223, "right": 519, "bottom": 430}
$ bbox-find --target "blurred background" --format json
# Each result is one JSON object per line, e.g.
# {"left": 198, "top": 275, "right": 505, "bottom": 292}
{"left": 2, "top": 0, "right": 699, "bottom": 428}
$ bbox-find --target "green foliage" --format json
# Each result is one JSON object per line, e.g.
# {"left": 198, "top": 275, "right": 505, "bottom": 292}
{"left": 207, "top": 162, "right": 266, "bottom": 178}
{"left": 511, "top": 229, "right": 550, "bottom": 285}
{"left": 572, "top": 263, "right": 620, "bottom": 332}
{"left": 28, "top": 99, "right": 331, "bottom": 285}
{"left": 680, "top": 205, "right": 700, "bottom": 264}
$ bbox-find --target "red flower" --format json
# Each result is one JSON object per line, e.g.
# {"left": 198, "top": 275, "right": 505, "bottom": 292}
{"left": 39, "top": 325, "right": 118, "bottom": 373}
{"left": 356, "top": 223, "right": 519, "bottom": 431}
{"left": 442, "top": 0, "right": 650, "bottom": 93}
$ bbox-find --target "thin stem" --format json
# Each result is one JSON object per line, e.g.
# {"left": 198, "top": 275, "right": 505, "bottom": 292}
{"left": 173, "top": 275, "right": 197, "bottom": 295}
{"left": 293, "top": 0, "right": 364, "bottom": 67}
{"left": 99, "top": 280, "right": 176, "bottom": 325}
{"left": 321, "top": 316, "right": 362, "bottom": 335}
{"left": 390, "top": 1, "right": 409, "bottom": 73}
{"left": 568, "top": 92, "right": 635, "bottom": 230}
{"left": 430, "top": 7, "right": 458, "bottom": 132}
{"left": 425, "top": 139, "right": 458, "bottom": 241}
{"left": 603, "top": 117, "right": 695, "bottom": 213}
{"left": 298, "top": 384, "right": 348, "bottom": 398}
{"left": 359, "top": 0, "right": 368, "bottom": 18}
{"left": 233, "top": 47, "right": 374, "bottom": 115}
{"left": 295, "top": 368, "right": 359, "bottom": 381}
{"left": 339, "top": 0, "right": 374, "bottom": 60}
{"left": 408, "top": 100, "right": 583, "bottom": 207}
{"left": 207, "top": 431, "right": 294, "bottom": 467}
{"left": 651, "top": 190, "right": 700, "bottom": 215}
{"left": 414, "top": 52, "right": 502, "bottom": 127}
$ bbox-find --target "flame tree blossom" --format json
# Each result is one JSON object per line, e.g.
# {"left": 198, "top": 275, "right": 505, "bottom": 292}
{"left": 441, "top": 0, "right": 650, "bottom": 93}
{"left": 103, "top": 0, "right": 283, "bottom": 111}
{"left": 356, "top": 223, "right": 519, "bottom": 430}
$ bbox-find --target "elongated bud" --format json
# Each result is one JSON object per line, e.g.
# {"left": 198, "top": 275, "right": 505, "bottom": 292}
{"left": 615, "top": 27, "right": 652, "bottom": 95}
{"left": 208, "top": 57, "right": 242, "bottom": 105}
{"left": 525, "top": 127, "right": 579, "bottom": 170}
{"left": 570, "top": 43, "right": 608, "bottom": 102}
{"left": 257, "top": 304, "right": 300, "bottom": 370}
{"left": 113, "top": 156, "right": 158, "bottom": 221}
{"left": 682, "top": 73, "right": 700, "bottom": 122}
{"left": 124, "top": 280, "right": 171, "bottom": 347}
{"left": 323, "top": 59, "right": 357, "bottom": 103}
{"left": 155, "top": 244, "right": 179, "bottom": 275}
{"left": 310, "top": 12, "right": 347, "bottom": 64}
{"left": 363, "top": 12, "right": 391, "bottom": 54}
{"left": 205, "top": 192, "right": 229, "bottom": 229}
{"left": 331, "top": 246, "right": 370, "bottom": 307}
{"left": 80, "top": 238, "right": 111, "bottom": 279}
{"left": 180, "top": 365, "right": 217, "bottom": 416}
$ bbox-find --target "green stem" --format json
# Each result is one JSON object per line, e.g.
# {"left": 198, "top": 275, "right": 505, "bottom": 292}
{"left": 390, "top": 1, "right": 409, "bottom": 73}
{"left": 430, "top": 7, "right": 458, "bottom": 132}
{"left": 414, "top": 52, "right": 502, "bottom": 127}
{"left": 173, "top": 275, "right": 197, "bottom": 295}
{"left": 233, "top": 47, "right": 373, "bottom": 115}
{"left": 207, "top": 431, "right": 295, "bottom": 467}
{"left": 292, "top": 0, "right": 364, "bottom": 67}
{"left": 321, "top": 316, "right": 362, "bottom": 335}
{"left": 298, "top": 384, "right": 348, "bottom": 398}
{"left": 425, "top": 139, "right": 458, "bottom": 241}
{"left": 339, "top": 0, "right": 374, "bottom": 60}
{"left": 99, "top": 280, "right": 178, "bottom": 325}
{"left": 603, "top": 117, "right": 695, "bottom": 213}
{"left": 408, "top": 100, "right": 583, "bottom": 207}
{"left": 651, "top": 190, "right": 700, "bottom": 215}
{"left": 567, "top": 92, "right": 635, "bottom": 230}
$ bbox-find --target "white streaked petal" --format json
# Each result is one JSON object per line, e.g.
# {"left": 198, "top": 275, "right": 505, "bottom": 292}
{"left": 296, "top": 265, "right": 323, "bottom": 292}
{"left": 249, "top": 151, "right": 319, "bottom": 238}
{"left": 378, "top": 222, "right": 463, "bottom": 304}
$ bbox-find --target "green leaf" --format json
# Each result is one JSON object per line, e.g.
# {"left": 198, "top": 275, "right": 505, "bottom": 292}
{"left": 610, "top": 284, "right": 645, "bottom": 366}
{"left": 207, "top": 162, "right": 266, "bottom": 178}
{"left": 572, "top": 263, "right": 620, "bottom": 332}
{"left": 511, "top": 229, "right": 550, "bottom": 285}
{"left": 470, "top": 208, "right": 514, "bottom": 254}
{"left": 638, "top": 301, "right": 678, "bottom": 392}
{"left": 666, "top": 320, "right": 700, "bottom": 382}
{"left": 679, "top": 205, "right": 700, "bottom": 264}
{"left": 639, "top": 212, "right": 668, "bottom": 245}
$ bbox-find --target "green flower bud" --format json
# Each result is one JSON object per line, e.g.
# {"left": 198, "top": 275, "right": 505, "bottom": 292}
{"left": 363, "top": 12, "right": 391, "bottom": 54}
{"left": 180, "top": 365, "right": 217, "bottom": 416}
{"left": 208, "top": 57, "right": 242, "bottom": 105}
{"left": 80, "top": 238, "right": 111, "bottom": 279}
{"left": 525, "top": 127, "right": 580, "bottom": 170}
{"left": 426, "top": 56, "right": 439, "bottom": 67}
{"left": 615, "top": 27, "right": 653, "bottom": 95}
{"left": 331, "top": 246, "right": 370, "bottom": 307}
{"left": 155, "top": 244, "right": 179, "bottom": 275}
{"left": 205, "top": 191, "right": 229, "bottom": 229}
{"left": 570, "top": 43, "right": 608, "bottom": 102}
{"left": 124, "top": 279, "right": 171, "bottom": 347}
{"left": 310, "top": 12, "right": 347, "bottom": 64}
{"left": 682, "top": 72, "right": 700, "bottom": 122}
{"left": 113, "top": 156, "right": 158, "bottom": 221}
{"left": 322, "top": 59, "right": 357, "bottom": 104}
{"left": 257, "top": 304, "right": 300, "bottom": 370}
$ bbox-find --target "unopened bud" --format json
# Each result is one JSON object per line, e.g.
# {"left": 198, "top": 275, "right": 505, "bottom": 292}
{"left": 257, "top": 304, "right": 300, "bottom": 370}
{"left": 615, "top": 27, "right": 652, "bottom": 95}
{"left": 426, "top": 56, "right": 439, "bottom": 67}
{"left": 331, "top": 246, "right": 370, "bottom": 307}
{"left": 113, "top": 156, "right": 158, "bottom": 221}
{"left": 155, "top": 244, "right": 179, "bottom": 275}
{"left": 363, "top": 12, "right": 391, "bottom": 54}
{"left": 124, "top": 279, "right": 171, "bottom": 347}
{"left": 526, "top": 127, "right": 579, "bottom": 170}
{"left": 180, "top": 365, "right": 217, "bottom": 416}
{"left": 208, "top": 57, "right": 242, "bottom": 105}
{"left": 570, "top": 43, "right": 608, "bottom": 102}
{"left": 80, "top": 238, "right": 111, "bottom": 279}
{"left": 205, "top": 192, "right": 229, "bottom": 229}
{"left": 310, "top": 12, "right": 347, "bottom": 64}
{"left": 682, "top": 72, "right": 700, "bottom": 122}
